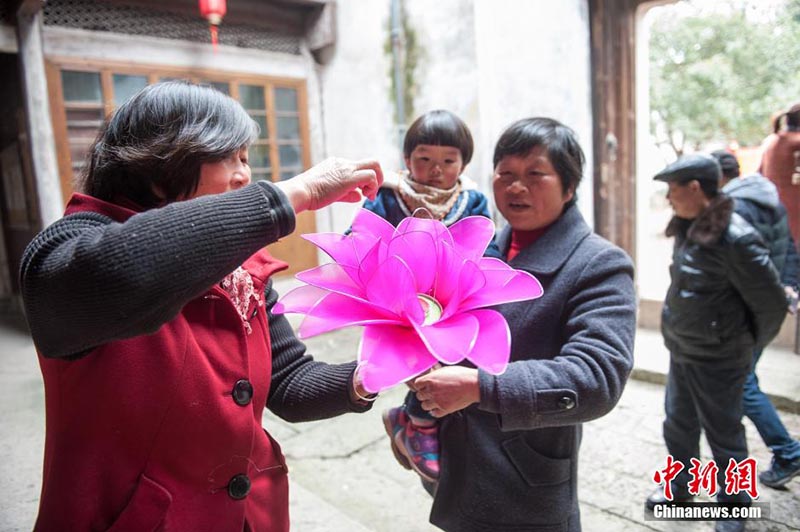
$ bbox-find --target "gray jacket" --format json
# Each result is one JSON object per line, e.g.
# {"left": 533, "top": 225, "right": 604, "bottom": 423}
{"left": 724, "top": 172, "right": 781, "bottom": 209}
{"left": 430, "top": 205, "right": 636, "bottom": 532}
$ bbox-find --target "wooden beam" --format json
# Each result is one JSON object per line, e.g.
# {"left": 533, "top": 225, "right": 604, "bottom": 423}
{"left": 272, "top": 0, "right": 328, "bottom": 7}
{"left": 15, "top": 0, "right": 45, "bottom": 18}
{"left": 16, "top": 7, "right": 64, "bottom": 227}
{"left": 98, "top": 0, "right": 317, "bottom": 35}
{"left": 306, "top": 1, "right": 335, "bottom": 58}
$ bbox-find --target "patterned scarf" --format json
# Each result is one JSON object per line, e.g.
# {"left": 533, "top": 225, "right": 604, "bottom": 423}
{"left": 220, "top": 266, "right": 263, "bottom": 334}
{"left": 397, "top": 172, "right": 462, "bottom": 221}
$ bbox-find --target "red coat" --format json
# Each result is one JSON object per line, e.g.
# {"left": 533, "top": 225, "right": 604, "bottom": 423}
{"left": 35, "top": 195, "right": 291, "bottom": 531}
{"left": 760, "top": 131, "right": 800, "bottom": 242}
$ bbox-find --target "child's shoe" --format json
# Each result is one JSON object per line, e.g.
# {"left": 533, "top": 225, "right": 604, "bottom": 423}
{"left": 394, "top": 418, "right": 440, "bottom": 483}
{"left": 382, "top": 407, "right": 412, "bottom": 471}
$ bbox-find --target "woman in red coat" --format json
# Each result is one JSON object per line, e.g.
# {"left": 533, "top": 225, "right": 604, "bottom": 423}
{"left": 759, "top": 102, "right": 800, "bottom": 242}
{"left": 19, "top": 81, "right": 383, "bottom": 531}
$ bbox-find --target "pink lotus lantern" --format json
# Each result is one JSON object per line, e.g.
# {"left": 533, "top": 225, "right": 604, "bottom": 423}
{"left": 273, "top": 209, "right": 543, "bottom": 393}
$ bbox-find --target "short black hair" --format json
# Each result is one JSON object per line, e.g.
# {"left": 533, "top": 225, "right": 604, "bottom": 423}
{"left": 710, "top": 150, "right": 740, "bottom": 179}
{"left": 493, "top": 117, "right": 584, "bottom": 202}
{"left": 79, "top": 81, "right": 258, "bottom": 209}
{"left": 789, "top": 104, "right": 800, "bottom": 130}
{"left": 774, "top": 101, "right": 800, "bottom": 133}
{"left": 403, "top": 110, "right": 474, "bottom": 166}
{"left": 673, "top": 177, "right": 719, "bottom": 199}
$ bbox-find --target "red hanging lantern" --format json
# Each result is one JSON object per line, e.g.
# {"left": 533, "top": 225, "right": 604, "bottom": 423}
{"left": 199, "top": 0, "right": 227, "bottom": 50}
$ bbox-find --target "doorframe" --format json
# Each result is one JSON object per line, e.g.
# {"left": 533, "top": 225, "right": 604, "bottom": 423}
{"left": 588, "top": 0, "right": 676, "bottom": 255}
{"left": 589, "top": 0, "right": 644, "bottom": 258}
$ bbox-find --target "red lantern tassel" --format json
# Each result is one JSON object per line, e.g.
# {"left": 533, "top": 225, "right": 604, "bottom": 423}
{"left": 209, "top": 24, "right": 219, "bottom": 51}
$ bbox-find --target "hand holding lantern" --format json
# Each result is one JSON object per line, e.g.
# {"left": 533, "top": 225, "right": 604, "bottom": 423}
{"left": 274, "top": 209, "right": 543, "bottom": 393}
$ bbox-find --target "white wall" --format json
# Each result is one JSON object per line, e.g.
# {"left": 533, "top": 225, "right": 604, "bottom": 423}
{"left": 315, "top": 0, "right": 398, "bottom": 236}
{"left": 473, "top": 0, "right": 594, "bottom": 224}
{"left": 403, "top": 0, "right": 483, "bottom": 185}
{"left": 320, "top": 0, "right": 595, "bottom": 232}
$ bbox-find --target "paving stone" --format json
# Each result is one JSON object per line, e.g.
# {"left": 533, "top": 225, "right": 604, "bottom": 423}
{"left": 2, "top": 307, "right": 799, "bottom": 531}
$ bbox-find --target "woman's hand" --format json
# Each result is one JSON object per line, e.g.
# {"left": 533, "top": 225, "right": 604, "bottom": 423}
{"left": 413, "top": 366, "right": 480, "bottom": 418}
{"left": 785, "top": 285, "right": 798, "bottom": 315}
{"left": 276, "top": 158, "right": 384, "bottom": 213}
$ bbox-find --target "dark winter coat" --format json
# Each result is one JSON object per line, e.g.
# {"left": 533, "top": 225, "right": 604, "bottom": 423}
{"left": 661, "top": 194, "right": 787, "bottom": 367}
{"left": 722, "top": 173, "right": 799, "bottom": 289}
{"left": 20, "top": 185, "right": 370, "bottom": 532}
{"left": 430, "top": 204, "right": 636, "bottom": 532}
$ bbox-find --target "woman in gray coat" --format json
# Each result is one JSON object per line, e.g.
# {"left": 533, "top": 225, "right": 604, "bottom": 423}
{"left": 412, "top": 118, "right": 637, "bottom": 531}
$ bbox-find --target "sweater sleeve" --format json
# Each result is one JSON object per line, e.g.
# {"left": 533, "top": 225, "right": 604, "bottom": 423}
{"left": 264, "top": 281, "right": 372, "bottom": 421}
{"left": 477, "top": 245, "right": 636, "bottom": 431}
{"left": 20, "top": 182, "right": 295, "bottom": 358}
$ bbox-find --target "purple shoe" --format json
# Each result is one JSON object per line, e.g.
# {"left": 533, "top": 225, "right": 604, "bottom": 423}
{"left": 394, "top": 419, "right": 440, "bottom": 482}
{"left": 382, "top": 407, "right": 412, "bottom": 471}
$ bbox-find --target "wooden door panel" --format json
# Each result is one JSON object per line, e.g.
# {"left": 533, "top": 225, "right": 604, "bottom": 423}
{"left": 46, "top": 61, "right": 319, "bottom": 275}
{"left": 266, "top": 210, "right": 317, "bottom": 275}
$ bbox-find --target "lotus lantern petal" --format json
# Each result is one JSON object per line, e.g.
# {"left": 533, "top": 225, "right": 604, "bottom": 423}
{"left": 273, "top": 209, "right": 543, "bottom": 393}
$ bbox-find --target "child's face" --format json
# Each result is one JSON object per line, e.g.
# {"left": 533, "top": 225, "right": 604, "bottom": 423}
{"left": 492, "top": 147, "right": 573, "bottom": 231}
{"left": 191, "top": 147, "right": 252, "bottom": 199}
{"left": 405, "top": 145, "right": 464, "bottom": 189}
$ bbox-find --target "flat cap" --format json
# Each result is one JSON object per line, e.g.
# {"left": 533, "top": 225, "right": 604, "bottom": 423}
{"left": 653, "top": 153, "right": 721, "bottom": 184}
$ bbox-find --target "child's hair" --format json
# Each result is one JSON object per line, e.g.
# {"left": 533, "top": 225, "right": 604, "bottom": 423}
{"left": 79, "top": 81, "right": 259, "bottom": 209}
{"left": 403, "top": 110, "right": 474, "bottom": 166}
{"left": 773, "top": 102, "right": 800, "bottom": 133}
{"left": 493, "top": 117, "right": 584, "bottom": 204}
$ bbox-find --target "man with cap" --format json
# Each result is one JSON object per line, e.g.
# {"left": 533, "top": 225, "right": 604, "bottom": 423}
{"left": 710, "top": 150, "right": 800, "bottom": 489}
{"left": 645, "top": 153, "right": 787, "bottom": 532}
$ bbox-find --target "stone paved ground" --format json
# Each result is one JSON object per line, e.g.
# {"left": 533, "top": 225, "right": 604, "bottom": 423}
{"left": 2, "top": 317, "right": 799, "bottom": 531}
{"left": 276, "top": 326, "right": 800, "bottom": 532}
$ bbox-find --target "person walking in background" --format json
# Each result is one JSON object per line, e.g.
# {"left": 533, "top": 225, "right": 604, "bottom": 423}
{"left": 711, "top": 150, "right": 800, "bottom": 488}
{"left": 355, "top": 109, "right": 500, "bottom": 484}
{"left": 759, "top": 102, "right": 800, "bottom": 243}
{"left": 410, "top": 118, "right": 636, "bottom": 531}
{"left": 19, "top": 81, "right": 383, "bottom": 532}
{"left": 645, "top": 154, "right": 787, "bottom": 532}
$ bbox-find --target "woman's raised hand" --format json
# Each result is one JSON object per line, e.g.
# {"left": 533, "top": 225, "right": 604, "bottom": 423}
{"left": 276, "top": 158, "right": 383, "bottom": 213}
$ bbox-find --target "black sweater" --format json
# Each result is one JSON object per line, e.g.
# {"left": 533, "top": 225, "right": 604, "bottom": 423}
{"left": 20, "top": 181, "right": 369, "bottom": 420}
